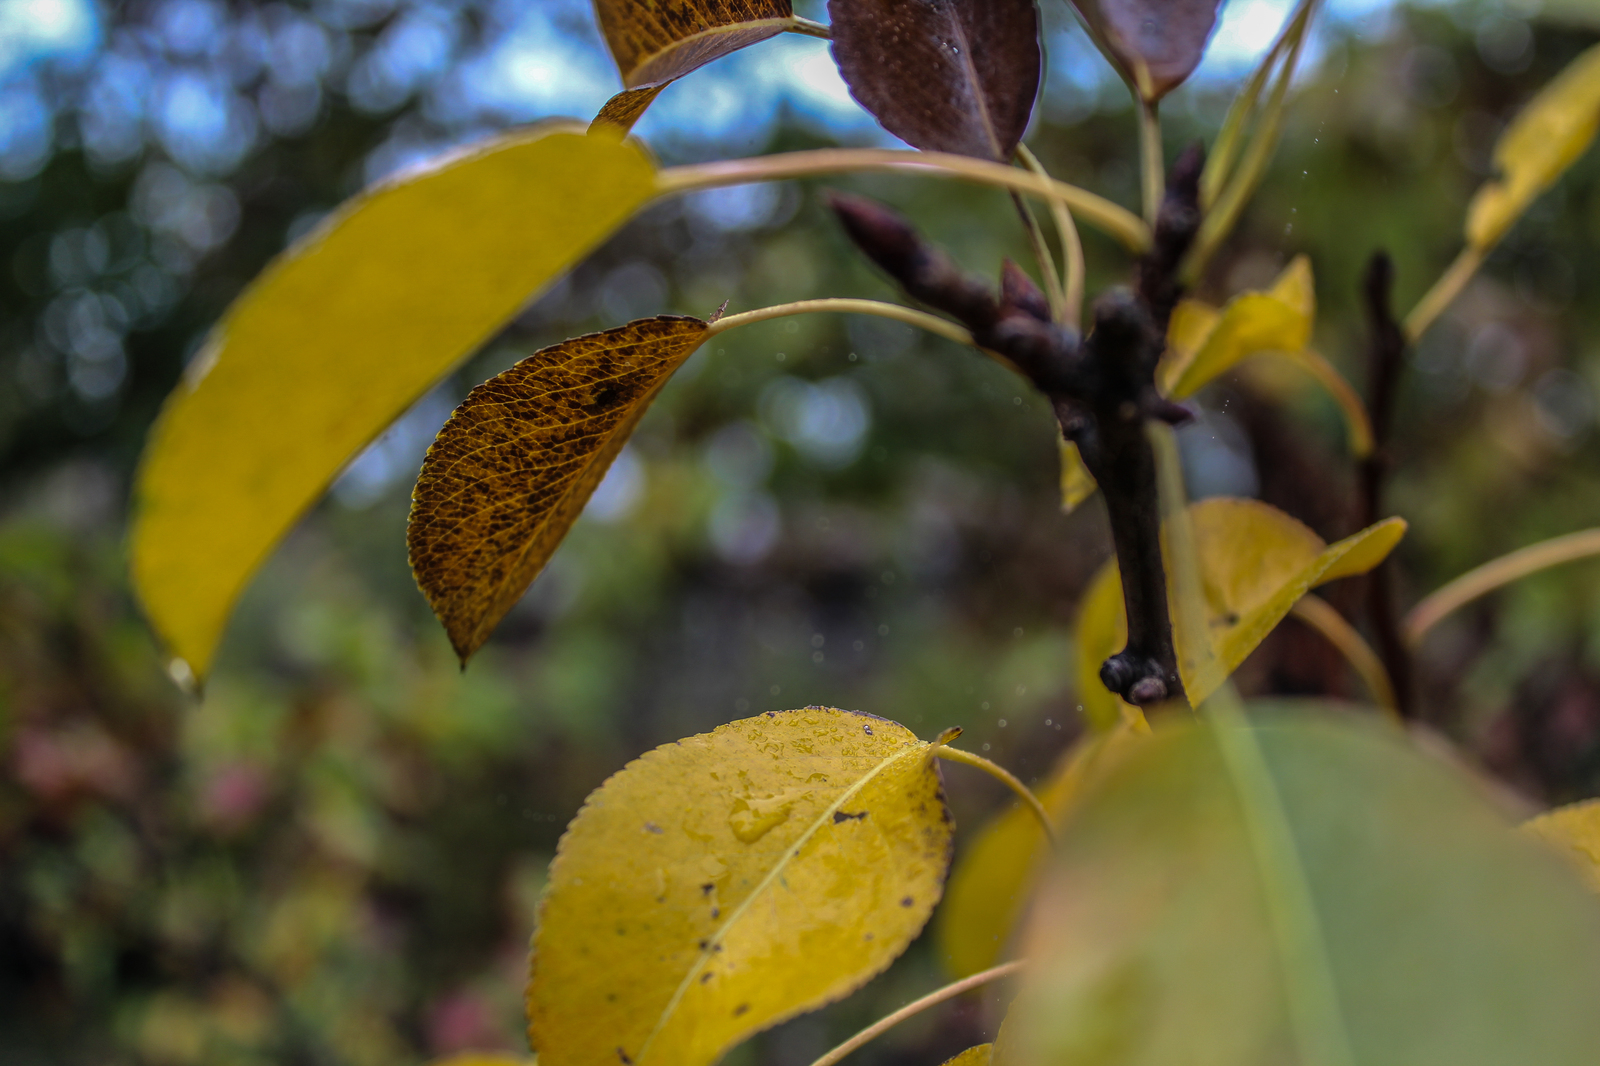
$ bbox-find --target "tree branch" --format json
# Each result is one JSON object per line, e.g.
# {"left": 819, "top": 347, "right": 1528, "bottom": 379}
{"left": 827, "top": 150, "right": 1204, "bottom": 707}
{"left": 1356, "top": 251, "right": 1414, "bottom": 717}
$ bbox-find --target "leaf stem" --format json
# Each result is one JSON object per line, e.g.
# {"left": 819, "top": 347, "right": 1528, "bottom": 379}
{"left": 1288, "top": 595, "right": 1399, "bottom": 718}
{"left": 1182, "top": 0, "right": 1314, "bottom": 283}
{"left": 1017, "top": 144, "right": 1085, "bottom": 327}
{"left": 1402, "top": 245, "right": 1484, "bottom": 342}
{"left": 804, "top": 960, "right": 1027, "bottom": 1066}
{"left": 657, "top": 149, "right": 1151, "bottom": 251}
{"left": 787, "top": 15, "right": 832, "bottom": 39}
{"left": 705, "top": 298, "right": 973, "bottom": 346}
{"left": 1012, "top": 190, "right": 1068, "bottom": 324}
{"left": 935, "top": 746, "right": 1056, "bottom": 846}
{"left": 1405, "top": 527, "right": 1600, "bottom": 647}
{"left": 1139, "top": 101, "right": 1164, "bottom": 227}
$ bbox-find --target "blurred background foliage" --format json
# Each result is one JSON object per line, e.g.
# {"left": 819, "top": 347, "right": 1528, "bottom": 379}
{"left": 5, "top": 0, "right": 1600, "bottom": 1062}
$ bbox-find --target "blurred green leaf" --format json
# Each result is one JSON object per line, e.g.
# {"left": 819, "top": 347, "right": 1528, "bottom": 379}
{"left": 1010, "top": 707, "right": 1600, "bottom": 1066}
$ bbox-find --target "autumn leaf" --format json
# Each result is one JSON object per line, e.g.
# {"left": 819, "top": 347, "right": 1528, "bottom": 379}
{"left": 937, "top": 721, "right": 1146, "bottom": 979}
{"left": 829, "top": 0, "right": 1041, "bottom": 161}
{"left": 1524, "top": 799, "right": 1600, "bottom": 893}
{"left": 592, "top": 85, "right": 669, "bottom": 134}
{"left": 939, "top": 1045, "right": 993, "bottom": 1066}
{"left": 597, "top": 0, "right": 796, "bottom": 89}
{"left": 130, "top": 125, "right": 659, "bottom": 681}
{"left": 1008, "top": 707, "right": 1600, "bottom": 1066}
{"left": 1071, "top": 0, "right": 1224, "bottom": 103}
{"left": 1076, "top": 498, "right": 1405, "bottom": 725}
{"left": 1058, "top": 436, "right": 1098, "bottom": 513}
{"left": 1159, "top": 257, "right": 1373, "bottom": 458}
{"left": 1467, "top": 41, "right": 1600, "bottom": 251}
{"left": 527, "top": 708, "right": 954, "bottom": 1066}
{"left": 408, "top": 316, "right": 709, "bottom": 664}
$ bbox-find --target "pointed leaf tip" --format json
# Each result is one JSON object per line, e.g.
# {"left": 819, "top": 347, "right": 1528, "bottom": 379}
{"left": 1072, "top": 0, "right": 1224, "bottom": 102}
{"left": 129, "top": 126, "right": 658, "bottom": 680}
{"left": 408, "top": 316, "right": 709, "bottom": 663}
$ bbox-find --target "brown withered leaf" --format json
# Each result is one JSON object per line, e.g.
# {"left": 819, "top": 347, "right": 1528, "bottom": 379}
{"left": 591, "top": 85, "right": 669, "bottom": 134}
{"left": 829, "top": 0, "right": 1041, "bottom": 161}
{"left": 408, "top": 316, "right": 709, "bottom": 662}
{"left": 1071, "top": 0, "right": 1223, "bottom": 102}
{"left": 597, "top": 0, "right": 795, "bottom": 89}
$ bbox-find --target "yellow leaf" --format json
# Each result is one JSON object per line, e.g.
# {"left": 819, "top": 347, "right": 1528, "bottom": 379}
{"left": 409, "top": 316, "right": 709, "bottom": 663}
{"left": 1075, "top": 499, "right": 1405, "bottom": 712}
{"left": 597, "top": 0, "right": 796, "bottom": 90}
{"left": 528, "top": 708, "right": 954, "bottom": 1066}
{"left": 129, "top": 125, "right": 658, "bottom": 680}
{"left": 939, "top": 1044, "right": 993, "bottom": 1066}
{"left": 1058, "top": 436, "right": 1098, "bottom": 513}
{"left": 1524, "top": 799, "right": 1600, "bottom": 893}
{"left": 1467, "top": 42, "right": 1600, "bottom": 250}
{"left": 937, "top": 722, "right": 1146, "bottom": 979}
{"left": 1157, "top": 257, "right": 1371, "bottom": 456}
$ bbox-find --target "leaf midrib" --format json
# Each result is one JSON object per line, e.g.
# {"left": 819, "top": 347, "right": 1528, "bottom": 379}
{"left": 634, "top": 739, "right": 933, "bottom": 1065}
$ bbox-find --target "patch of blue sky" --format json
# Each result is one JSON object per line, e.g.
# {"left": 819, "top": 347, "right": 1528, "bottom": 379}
{"left": 0, "top": 0, "right": 101, "bottom": 80}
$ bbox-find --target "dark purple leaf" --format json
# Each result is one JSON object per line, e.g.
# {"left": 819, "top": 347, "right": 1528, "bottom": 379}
{"left": 1072, "top": 0, "right": 1225, "bottom": 102}
{"left": 829, "top": 0, "right": 1042, "bottom": 161}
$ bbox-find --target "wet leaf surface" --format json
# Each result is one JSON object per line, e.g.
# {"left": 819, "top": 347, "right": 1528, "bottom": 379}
{"left": 1011, "top": 707, "right": 1600, "bottom": 1066}
{"left": 829, "top": 0, "right": 1041, "bottom": 160}
{"left": 1071, "top": 0, "right": 1224, "bottom": 102}
{"left": 1075, "top": 499, "right": 1405, "bottom": 722}
{"left": 130, "top": 125, "right": 658, "bottom": 679}
{"left": 597, "top": 0, "right": 795, "bottom": 89}
{"left": 408, "top": 316, "right": 709, "bottom": 663}
{"left": 527, "top": 708, "right": 953, "bottom": 1066}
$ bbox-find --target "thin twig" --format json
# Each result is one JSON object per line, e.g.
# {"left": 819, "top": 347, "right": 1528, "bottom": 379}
{"left": 1139, "top": 101, "right": 1165, "bottom": 227}
{"left": 935, "top": 746, "right": 1057, "bottom": 846}
{"left": 705, "top": 298, "right": 973, "bottom": 346}
{"left": 1012, "top": 191, "right": 1068, "bottom": 323}
{"left": 1017, "top": 144, "right": 1085, "bottom": 327}
{"left": 658, "top": 149, "right": 1152, "bottom": 251}
{"left": 1402, "top": 245, "right": 1484, "bottom": 343}
{"left": 787, "top": 15, "right": 831, "bottom": 39}
{"left": 1406, "top": 527, "right": 1600, "bottom": 646}
{"left": 805, "top": 961, "right": 1027, "bottom": 1066}
{"left": 1289, "top": 595, "right": 1399, "bottom": 718}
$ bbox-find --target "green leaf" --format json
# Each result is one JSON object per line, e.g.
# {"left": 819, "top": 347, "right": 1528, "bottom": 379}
{"left": 597, "top": 0, "right": 796, "bottom": 90}
{"left": 937, "top": 722, "right": 1146, "bottom": 979}
{"left": 1008, "top": 706, "right": 1600, "bottom": 1066}
{"left": 828, "top": 0, "right": 1041, "bottom": 161}
{"left": 1074, "top": 499, "right": 1405, "bottom": 719}
{"left": 408, "top": 316, "right": 709, "bottom": 663}
{"left": 528, "top": 707, "right": 954, "bottom": 1066}
{"left": 1467, "top": 42, "right": 1600, "bottom": 251}
{"left": 129, "top": 124, "right": 659, "bottom": 680}
{"left": 1524, "top": 799, "right": 1600, "bottom": 894}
